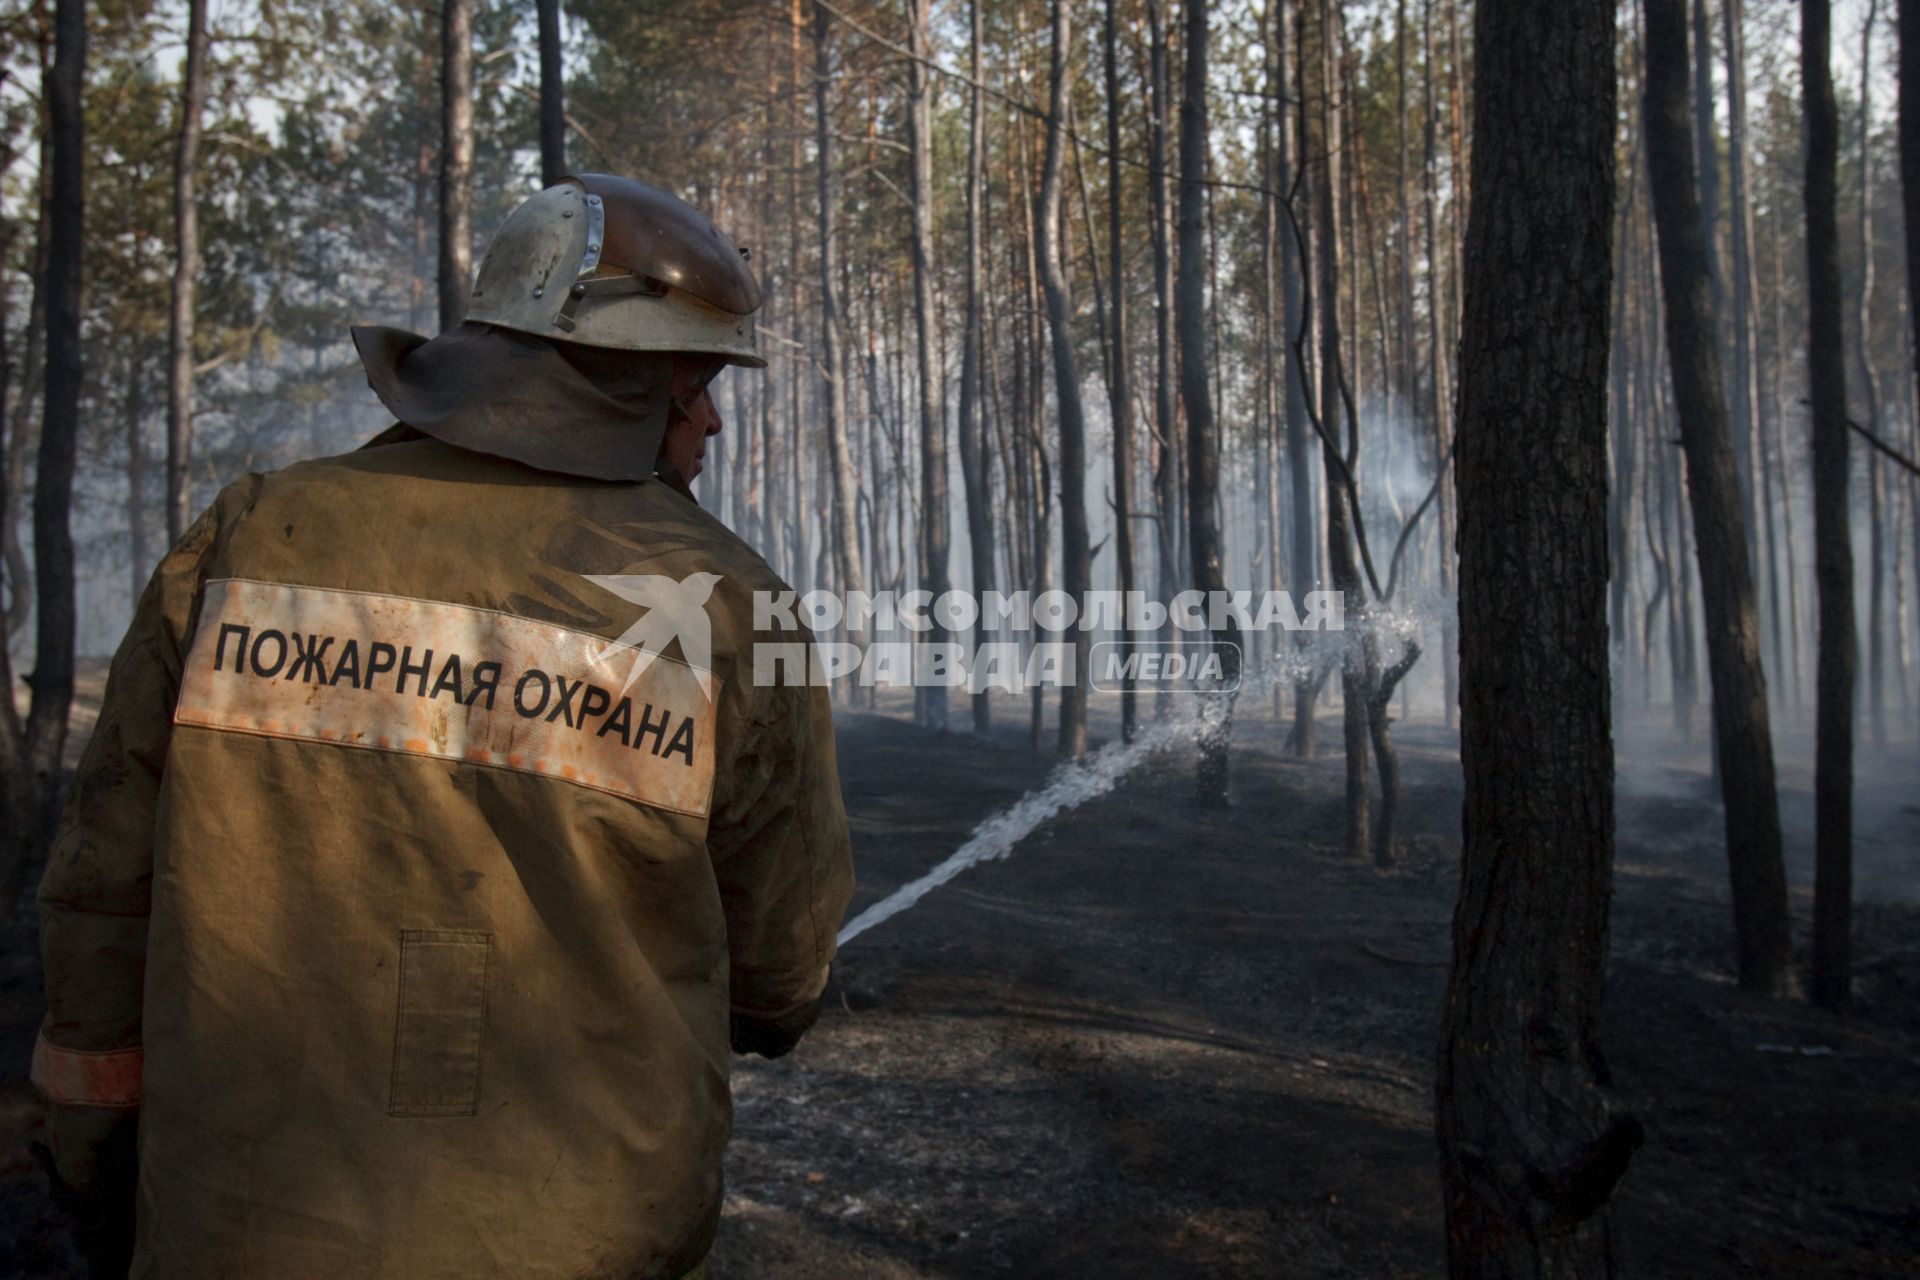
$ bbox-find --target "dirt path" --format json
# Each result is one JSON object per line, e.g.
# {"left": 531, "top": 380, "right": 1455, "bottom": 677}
{"left": 2, "top": 688, "right": 1916, "bottom": 1277}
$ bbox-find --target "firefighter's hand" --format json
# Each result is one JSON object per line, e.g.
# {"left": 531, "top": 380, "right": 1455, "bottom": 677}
{"left": 729, "top": 993, "right": 825, "bottom": 1060}
{"left": 31, "top": 1126, "right": 137, "bottom": 1280}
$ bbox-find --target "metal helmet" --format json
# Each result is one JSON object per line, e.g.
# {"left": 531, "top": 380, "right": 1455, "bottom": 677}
{"left": 465, "top": 173, "right": 766, "bottom": 368}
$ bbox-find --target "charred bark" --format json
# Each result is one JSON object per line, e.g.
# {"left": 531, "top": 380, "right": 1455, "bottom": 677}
{"left": 6, "top": 114, "right": 50, "bottom": 642}
{"left": 537, "top": 0, "right": 565, "bottom": 186}
{"left": 1723, "top": 0, "right": 1773, "bottom": 678}
{"left": 908, "top": 0, "right": 950, "bottom": 731}
{"left": 1038, "top": 0, "right": 1091, "bottom": 759}
{"left": 1803, "top": 0, "right": 1856, "bottom": 1013}
{"left": 1146, "top": 0, "right": 1181, "bottom": 720}
{"left": 1282, "top": 0, "right": 1318, "bottom": 759}
{"left": 1315, "top": 0, "right": 1369, "bottom": 859}
{"left": 1437, "top": 0, "right": 1638, "bottom": 1271}
{"left": 0, "top": 0, "right": 85, "bottom": 925}
{"left": 1181, "top": 0, "right": 1236, "bottom": 803}
{"left": 1105, "top": 0, "right": 1137, "bottom": 744}
{"left": 1856, "top": 2, "right": 1886, "bottom": 748}
{"left": 960, "top": 0, "right": 995, "bottom": 735}
{"left": 126, "top": 360, "right": 148, "bottom": 600}
{"left": 1644, "top": 0, "right": 1796, "bottom": 997}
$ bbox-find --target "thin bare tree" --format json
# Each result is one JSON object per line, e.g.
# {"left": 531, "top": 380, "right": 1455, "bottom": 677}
{"left": 1037, "top": 0, "right": 1091, "bottom": 758}
{"left": 1644, "top": 0, "right": 1796, "bottom": 997}
{"left": 907, "top": 0, "right": 950, "bottom": 731}
{"left": 1181, "top": 0, "right": 1236, "bottom": 802}
{"left": 1104, "top": 0, "right": 1137, "bottom": 743}
{"left": 439, "top": 0, "right": 474, "bottom": 331}
{"left": 165, "top": 0, "right": 209, "bottom": 543}
{"left": 538, "top": 0, "right": 565, "bottom": 186}
{"left": 959, "top": 0, "right": 995, "bottom": 734}
{"left": 813, "top": 4, "right": 866, "bottom": 646}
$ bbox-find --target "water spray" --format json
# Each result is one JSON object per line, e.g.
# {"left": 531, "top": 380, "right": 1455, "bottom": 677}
{"left": 836, "top": 714, "right": 1197, "bottom": 945}
{"left": 832, "top": 612, "right": 1446, "bottom": 948}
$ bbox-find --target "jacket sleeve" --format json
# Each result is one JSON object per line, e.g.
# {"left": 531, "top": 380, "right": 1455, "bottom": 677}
{"left": 34, "top": 499, "right": 222, "bottom": 1190}
{"left": 706, "top": 658, "right": 854, "bottom": 1058}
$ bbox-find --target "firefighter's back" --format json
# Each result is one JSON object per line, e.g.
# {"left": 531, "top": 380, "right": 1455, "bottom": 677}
{"left": 135, "top": 435, "right": 766, "bottom": 1278}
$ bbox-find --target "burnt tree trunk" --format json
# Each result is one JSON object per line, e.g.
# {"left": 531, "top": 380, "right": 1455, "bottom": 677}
{"left": 813, "top": 5, "right": 866, "bottom": 631}
{"left": 1315, "top": 0, "right": 1370, "bottom": 860}
{"left": 1437, "top": 0, "right": 1640, "bottom": 1271}
{"left": 908, "top": 0, "right": 950, "bottom": 731}
{"left": 1902, "top": 0, "right": 1920, "bottom": 722}
{"left": 1644, "top": 0, "right": 1796, "bottom": 998}
{"left": 0, "top": 0, "right": 85, "bottom": 925}
{"left": 537, "top": 0, "right": 565, "bottom": 185}
{"left": 1146, "top": 0, "right": 1181, "bottom": 720}
{"left": 125, "top": 359, "right": 148, "bottom": 599}
{"left": 1180, "top": 0, "right": 1235, "bottom": 802}
{"left": 1856, "top": 2, "right": 1886, "bottom": 747}
{"left": 4, "top": 95, "right": 50, "bottom": 643}
{"left": 166, "top": 0, "right": 208, "bottom": 542}
{"left": 1803, "top": 0, "right": 1856, "bottom": 1013}
{"left": 1723, "top": 0, "right": 1775, "bottom": 681}
{"left": 438, "top": 0, "right": 474, "bottom": 331}
{"left": 960, "top": 0, "right": 994, "bottom": 734}
{"left": 1283, "top": 0, "right": 1319, "bottom": 759}
{"left": 1104, "top": 0, "right": 1137, "bottom": 743}
{"left": 1433, "top": 0, "right": 1462, "bottom": 728}
{"left": 1038, "top": 0, "right": 1091, "bottom": 759}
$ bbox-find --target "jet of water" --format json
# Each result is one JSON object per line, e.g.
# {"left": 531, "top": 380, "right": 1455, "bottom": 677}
{"left": 834, "top": 612, "right": 1446, "bottom": 947}
{"left": 836, "top": 715, "right": 1196, "bottom": 945}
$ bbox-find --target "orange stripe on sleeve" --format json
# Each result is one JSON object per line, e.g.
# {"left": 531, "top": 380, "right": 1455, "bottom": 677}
{"left": 31, "top": 1032, "right": 143, "bottom": 1108}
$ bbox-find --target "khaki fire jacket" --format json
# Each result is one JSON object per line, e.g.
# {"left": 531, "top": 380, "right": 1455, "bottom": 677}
{"left": 33, "top": 330, "right": 853, "bottom": 1278}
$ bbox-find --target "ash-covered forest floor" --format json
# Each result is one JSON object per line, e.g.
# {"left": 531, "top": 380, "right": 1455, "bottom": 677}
{"left": 3, "top": 676, "right": 1918, "bottom": 1278}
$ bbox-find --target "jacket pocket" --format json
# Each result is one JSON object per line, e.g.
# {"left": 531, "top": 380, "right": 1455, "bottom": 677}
{"left": 389, "top": 929, "right": 491, "bottom": 1117}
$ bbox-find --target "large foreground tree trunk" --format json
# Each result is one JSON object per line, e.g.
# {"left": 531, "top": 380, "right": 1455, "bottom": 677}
{"left": 0, "top": 0, "right": 85, "bottom": 924}
{"left": 1643, "top": 0, "right": 1796, "bottom": 998}
{"left": 438, "top": 0, "right": 473, "bottom": 332}
{"left": 1802, "top": 0, "right": 1856, "bottom": 1012}
{"left": 1437, "top": 0, "right": 1641, "bottom": 1272}
{"left": 165, "top": 0, "right": 208, "bottom": 542}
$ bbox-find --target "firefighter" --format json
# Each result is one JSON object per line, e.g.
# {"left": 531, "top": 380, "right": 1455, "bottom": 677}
{"left": 32, "top": 174, "right": 853, "bottom": 1279}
